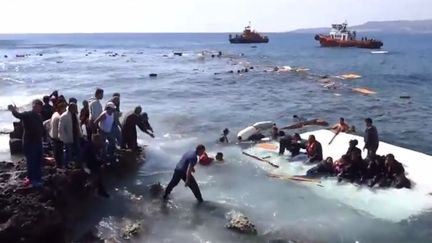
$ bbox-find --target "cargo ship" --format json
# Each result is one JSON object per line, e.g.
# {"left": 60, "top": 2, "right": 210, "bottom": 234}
{"left": 314, "top": 22, "right": 383, "bottom": 49}
{"left": 229, "top": 23, "right": 269, "bottom": 44}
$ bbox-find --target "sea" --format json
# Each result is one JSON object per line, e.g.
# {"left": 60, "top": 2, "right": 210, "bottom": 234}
{"left": 0, "top": 33, "right": 432, "bottom": 242}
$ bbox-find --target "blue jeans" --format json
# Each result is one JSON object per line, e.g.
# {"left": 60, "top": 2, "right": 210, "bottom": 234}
{"left": 23, "top": 142, "right": 43, "bottom": 185}
{"left": 101, "top": 130, "right": 116, "bottom": 162}
{"left": 112, "top": 125, "right": 122, "bottom": 147}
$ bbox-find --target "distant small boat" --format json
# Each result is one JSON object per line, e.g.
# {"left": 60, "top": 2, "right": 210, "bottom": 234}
{"left": 229, "top": 22, "right": 269, "bottom": 44}
{"left": 314, "top": 22, "right": 383, "bottom": 49}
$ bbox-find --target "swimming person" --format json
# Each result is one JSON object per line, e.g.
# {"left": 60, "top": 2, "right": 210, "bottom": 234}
{"left": 163, "top": 145, "right": 206, "bottom": 202}
{"left": 219, "top": 128, "right": 229, "bottom": 143}
{"left": 363, "top": 118, "right": 379, "bottom": 158}
{"left": 332, "top": 117, "right": 350, "bottom": 133}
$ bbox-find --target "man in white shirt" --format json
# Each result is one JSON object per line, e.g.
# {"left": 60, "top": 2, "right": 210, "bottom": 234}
{"left": 50, "top": 102, "right": 67, "bottom": 167}
{"left": 59, "top": 103, "right": 81, "bottom": 167}
{"left": 88, "top": 88, "right": 104, "bottom": 138}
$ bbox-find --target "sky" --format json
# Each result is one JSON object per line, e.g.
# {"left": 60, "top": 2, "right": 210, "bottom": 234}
{"left": 1, "top": 0, "right": 431, "bottom": 33}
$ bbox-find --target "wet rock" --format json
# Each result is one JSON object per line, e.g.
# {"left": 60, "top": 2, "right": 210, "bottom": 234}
{"left": 121, "top": 222, "right": 142, "bottom": 240}
{"left": 225, "top": 211, "right": 257, "bottom": 235}
{"left": 148, "top": 182, "right": 164, "bottom": 198}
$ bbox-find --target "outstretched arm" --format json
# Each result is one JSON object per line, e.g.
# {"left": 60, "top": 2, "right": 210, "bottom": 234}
{"left": 8, "top": 105, "right": 25, "bottom": 119}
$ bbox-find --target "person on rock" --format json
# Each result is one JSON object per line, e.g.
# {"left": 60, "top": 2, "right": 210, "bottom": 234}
{"left": 80, "top": 134, "right": 110, "bottom": 198}
{"left": 94, "top": 102, "right": 117, "bottom": 161}
{"left": 88, "top": 88, "right": 104, "bottom": 137}
{"left": 306, "top": 135, "right": 323, "bottom": 163}
{"left": 41, "top": 95, "right": 54, "bottom": 121}
{"left": 8, "top": 99, "right": 45, "bottom": 187}
{"left": 364, "top": 118, "right": 379, "bottom": 158}
{"left": 121, "top": 106, "right": 154, "bottom": 151}
{"left": 80, "top": 100, "right": 91, "bottom": 141}
{"left": 59, "top": 103, "right": 82, "bottom": 168}
{"left": 50, "top": 102, "right": 67, "bottom": 167}
{"left": 163, "top": 145, "right": 206, "bottom": 203}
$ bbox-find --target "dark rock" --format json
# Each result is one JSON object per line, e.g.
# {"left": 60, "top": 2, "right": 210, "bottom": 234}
{"left": 226, "top": 211, "right": 257, "bottom": 235}
{"left": 148, "top": 182, "right": 164, "bottom": 198}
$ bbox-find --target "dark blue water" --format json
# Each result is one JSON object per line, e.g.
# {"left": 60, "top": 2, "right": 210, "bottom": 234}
{"left": 1, "top": 33, "right": 432, "bottom": 242}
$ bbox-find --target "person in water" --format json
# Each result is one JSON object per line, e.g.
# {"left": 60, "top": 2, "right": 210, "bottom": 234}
{"left": 332, "top": 117, "right": 350, "bottom": 133}
{"left": 80, "top": 134, "right": 110, "bottom": 198}
{"left": 364, "top": 118, "right": 379, "bottom": 158}
{"left": 306, "top": 135, "right": 323, "bottom": 163}
{"left": 8, "top": 100, "right": 45, "bottom": 187}
{"left": 306, "top": 157, "right": 335, "bottom": 177}
{"left": 219, "top": 128, "right": 229, "bottom": 143}
{"left": 163, "top": 145, "right": 205, "bottom": 202}
{"left": 379, "top": 154, "right": 410, "bottom": 189}
{"left": 109, "top": 94, "right": 122, "bottom": 148}
{"left": 121, "top": 106, "right": 154, "bottom": 151}
{"left": 278, "top": 131, "right": 304, "bottom": 157}
{"left": 271, "top": 124, "right": 279, "bottom": 140}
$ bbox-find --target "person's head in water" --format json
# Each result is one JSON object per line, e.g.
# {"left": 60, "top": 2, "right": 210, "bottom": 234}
{"left": 340, "top": 117, "right": 345, "bottom": 124}
{"left": 32, "top": 99, "right": 43, "bottom": 113}
{"left": 365, "top": 118, "right": 373, "bottom": 128}
{"left": 92, "top": 134, "right": 105, "bottom": 148}
{"left": 350, "top": 125, "right": 356, "bottom": 133}
{"left": 349, "top": 139, "right": 358, "bottom": 148}
{"left": 134, "top": 106, "right": 142, "bottom": 115}
{"left": 308, "top": 135, "right": 316, "bottom": 144}
{"left": 385, "top": 154, "right": 395, "bottom": 166}
{"left": 105, "top": 102, "right": 116, "bottom": 115}
{"left": 95, "top": 88, "right": 104, "bottom": 100}
{"left": 68, "top": 103, "right": 78, "bottom": 114}
{"left": 82, "top": 100, "right": 89, "bottom": 109}
{"left": 215, "top": 152, "right": 224, "bottom": 161}
{"left": 69, "top": 97, "right": 78, "bottom": 104}
{"left": 195, "top": 144, "right": 206, "bottom": 156}
{"left": 56, "top": 102, "right": 67, "bottom": 115}
{"left": 43, "top": 96, "right": 50, "bottom": 105}
{"left": 223, "top": 128, "right": 229, "bottom": 136}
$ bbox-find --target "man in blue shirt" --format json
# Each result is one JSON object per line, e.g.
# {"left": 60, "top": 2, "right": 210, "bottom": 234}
{"left": 163, "top": 144, "right": 206, "bottom": 202}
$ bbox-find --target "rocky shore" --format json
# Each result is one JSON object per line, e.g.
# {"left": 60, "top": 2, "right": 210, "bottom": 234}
{"left": 0, "top": 150, "right": 143, "bottom": 243}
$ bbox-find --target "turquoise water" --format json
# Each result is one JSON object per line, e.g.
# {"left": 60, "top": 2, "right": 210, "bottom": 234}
{"left": 0, "top": 33, "right": 432, "bottom": 242}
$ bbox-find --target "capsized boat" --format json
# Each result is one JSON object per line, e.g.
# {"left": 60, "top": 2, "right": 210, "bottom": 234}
{"left": 314, "top": 22, "right": 383, "bottom": 49}
{"left": 243, "top": 129, "right": 432, "bottom": 222}
{"left": 229, "top": 22, "right": 269, "bottom": 44}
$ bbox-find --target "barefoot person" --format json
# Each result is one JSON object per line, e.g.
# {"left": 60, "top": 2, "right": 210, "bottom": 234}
{"left": 8, "top": 100, "right": 45, "bottom": 187}
{"left": 163, "top": 145, "right": 206, "bottom": 202}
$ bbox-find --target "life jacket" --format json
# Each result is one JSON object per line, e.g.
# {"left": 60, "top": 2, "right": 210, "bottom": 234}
{"left": 306, "top": 141, "right": 316, "bottom": 157}
{"left": 199, "top": 152, "right": 213, "bottom": 166}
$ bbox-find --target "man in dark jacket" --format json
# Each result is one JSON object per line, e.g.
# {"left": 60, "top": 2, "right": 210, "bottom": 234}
{"left": 363, "top": 118, "right": 379, "bottom": 158}
{"left": 121, "top": 106, "right": 154, "bottom": 151}
{"left": 8, "top": 100, "right": 44, "bottom": 187}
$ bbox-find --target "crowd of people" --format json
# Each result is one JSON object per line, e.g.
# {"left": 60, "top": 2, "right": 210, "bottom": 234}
{"left": 300, "top": 118, "right": 411, "bottom": 189}
{"left": 8, "top": 88, "right": 155, "bottom": 196}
